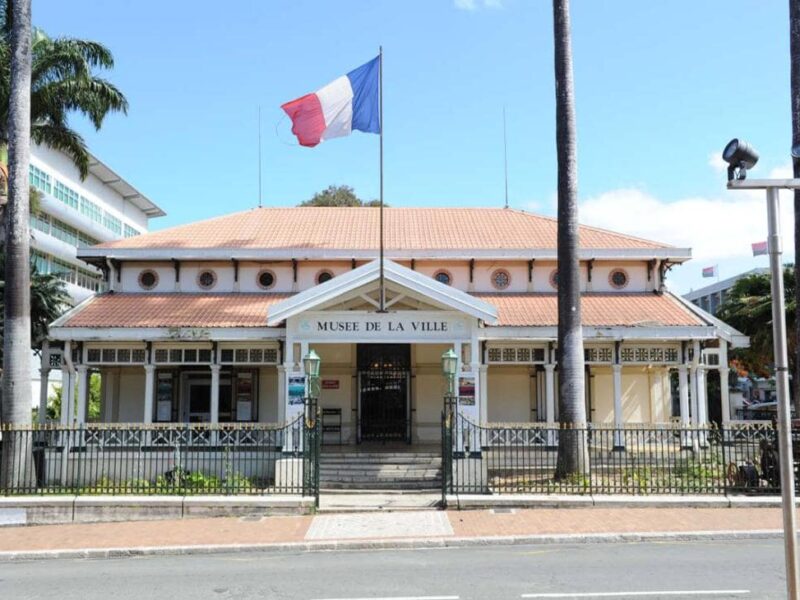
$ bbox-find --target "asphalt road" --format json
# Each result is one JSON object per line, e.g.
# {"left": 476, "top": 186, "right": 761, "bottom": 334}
{"left": 0, "top": 539, "right": 786, "bottom": 599}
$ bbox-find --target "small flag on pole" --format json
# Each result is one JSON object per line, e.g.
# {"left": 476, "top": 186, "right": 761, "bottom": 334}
{"left": 281, "top": 57, "right": 381, "bottom": 148}
{"left": 702, "top": 265, "right": 717, "bottom": 278}
{"left": 751, "top": 241, "right": 768, "bottom": 256}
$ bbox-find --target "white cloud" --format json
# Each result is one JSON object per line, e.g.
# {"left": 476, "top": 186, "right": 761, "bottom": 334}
{"left": 454, "top": 0, "right": 503, "bottom": 10}
{"left": 578, "top": 178, "right": 795, "bottom": 294}
{"left": 707, "top": 151, "right": 727, "bottom": 174}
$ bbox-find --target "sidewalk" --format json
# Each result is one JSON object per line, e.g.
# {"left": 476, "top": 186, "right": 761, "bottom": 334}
{"left": 0, "top": 506, "right": 792, "bottom": 561}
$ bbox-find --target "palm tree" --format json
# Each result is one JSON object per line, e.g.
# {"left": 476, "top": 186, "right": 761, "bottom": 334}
{"left": 790, "top": 0, "right": 800, "bottom": 416}
{"left": 0, "top": 1, "right": 126, "bottom": 488}
{"left": 1, "top": 0, "right": 33, "bottom": 489}
{"left": 552, "top": 0, "right": 588, "bottom": 478}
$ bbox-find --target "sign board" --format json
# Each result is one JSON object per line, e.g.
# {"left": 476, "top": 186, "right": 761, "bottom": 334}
{"left": 459, "top": 376, "right": 476, "bottom": 405}
{"left": 288, "top": 376, "right": 306, "bottom": 405}
{"left": 322, "top": 379, "right": 340, "bottom": 390}
{"left": 290, "top": 311, "right": 472, "bottom": 342}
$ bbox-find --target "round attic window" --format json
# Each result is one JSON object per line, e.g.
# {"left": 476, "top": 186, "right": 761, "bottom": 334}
{"left": 491, "top": 269, "right": 511, "bottom": 290}
{"left": 138, "top": 270, "right": 158, "bottom": 290}
{"left": 433, "top": 270, "right": 452, "bottom": 286}
{"left": 257, "top": 269, "right": 276, "bottom": 290}
{"left": 316, "top": 270, "right": 334, "bottom": 285}
{"left": 197, "top": 269, "right": 217, "bottom": 290}
{"left": 609, "top": 269, "right": 629, "bottom": 290}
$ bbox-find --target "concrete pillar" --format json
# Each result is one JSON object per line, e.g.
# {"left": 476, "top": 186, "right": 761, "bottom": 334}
{"left": 38, "top": 367, "right": 50, "bottom": 424}
{"left": 277, "top": 365, "right": 287, "bottom": 425}
{"left": 612, "top": 363, "right": 624, "bottom": 450}
{"left": 75, "top": 365, "right": 89, "bottom": 424}
{"left": 719, "top": 342, "right": 731, "bottom": 424}
{"left": 696, "top": 366, "right": 708, "bottom": 425}
{"left": 60, "top": 365, "right": 71, "bottom": 425}
{"left": 544, "top": 363, "right": 556, "bottom": 448}
{"left": 143, "top": 364, "right": 156, "bottom": 424}
{"left": 678, "top": 364, "right": 690, "bottom": 426}
{"left": 478, "top": 365, "right": 489, "bottom": 425}
{"left": 210, "top": 364, "right": 221, "bottom": 424}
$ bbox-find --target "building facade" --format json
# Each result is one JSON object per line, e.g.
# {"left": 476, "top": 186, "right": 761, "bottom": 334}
{"left": 28, "top": 143, "right": 164, "bottom": 405}
{"left": 45, "top": 207, "right": 747, "bottom": 443}
{"left": 684, "top": 268, "right": 769, "bottom": 316}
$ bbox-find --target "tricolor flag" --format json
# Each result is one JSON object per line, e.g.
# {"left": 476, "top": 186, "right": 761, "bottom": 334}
{"left": 751, "top": 241, "right": 768, "bottom": 256}
{"left": 281, "top": 56, "right": 381, "bottom": 148}
{"left": 702, "top": 265, "right": 717, "bottom": 278}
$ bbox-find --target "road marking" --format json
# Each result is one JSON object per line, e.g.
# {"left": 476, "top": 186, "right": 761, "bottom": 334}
{"left": 312, "top": 596, "right": 459, "bottom": 600}
{"left": 521, "top": 591, "right": 750, "bottom": 598}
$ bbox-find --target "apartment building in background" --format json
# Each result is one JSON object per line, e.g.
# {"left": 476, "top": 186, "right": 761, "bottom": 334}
{"left": 28, "top": 143, "right": 165, "bottom": 405}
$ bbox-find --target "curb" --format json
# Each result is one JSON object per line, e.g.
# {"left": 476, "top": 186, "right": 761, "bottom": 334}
{"left": 0, "top": 529, "right": 784, "bottom": 562}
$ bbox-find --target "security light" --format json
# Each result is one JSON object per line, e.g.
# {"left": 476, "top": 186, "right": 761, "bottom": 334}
{"left": 722, "top": 138, "right": 759, "bottom": 181}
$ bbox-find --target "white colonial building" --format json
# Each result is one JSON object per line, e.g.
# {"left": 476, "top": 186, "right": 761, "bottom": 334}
{"left": 28, "top": 143, "right": 164, "bottom": 405}
{"left": 44, "top": 207, "right": 746, "bottom": 444}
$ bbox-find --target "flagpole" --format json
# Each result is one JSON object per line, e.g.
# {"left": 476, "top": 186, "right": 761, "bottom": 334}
{"left": 378, "top": 46, "right": 386, "bottom": 313}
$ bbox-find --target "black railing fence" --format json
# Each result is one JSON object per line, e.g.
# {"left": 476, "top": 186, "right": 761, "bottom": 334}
{"left": 442, "top": 410, "right": 799, "bottom": 496}
{"left": 0, "top": 416, "right": 322, "bottom": 498}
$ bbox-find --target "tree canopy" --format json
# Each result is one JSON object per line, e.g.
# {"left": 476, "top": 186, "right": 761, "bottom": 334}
{"left": 299, "top": 185, "right": 382, "bottom": 207}
{"left": 717, "top": 267, "right": 796, "bottom": 378}
{"left": 0, "top": 1, "right": 128, "bottom": 179}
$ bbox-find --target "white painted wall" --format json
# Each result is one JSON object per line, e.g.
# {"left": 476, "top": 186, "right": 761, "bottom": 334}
{"left": 487, "top": 366, "right": 534, "bottom": 422}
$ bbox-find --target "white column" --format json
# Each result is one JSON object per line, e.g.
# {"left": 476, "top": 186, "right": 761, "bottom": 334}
{"left": 696, "top": 366, "right": 708, "bottom": 425}
{"left": 277, "top": 365, "right": 287, "bottom": 424}
{"left": 38, "top": 367, "right": 50, "bottom": 424}
{"left": 678, "top": 364, "right": 690, "bottom": 426}
{"left": 719, "top": 342, "right": 731, "bottom": 424}
{"left": 612, "top": 363, "right": 624, "bottom": 450}
{"left": 75, "top": 365, "right": 89, "bottom": 424}
{"left": 143, "top": 364, "right": 156, "bottom": 424}
{"left": 210, "top": 364, "right": 221, "bottom": 424}
{"left": 60, "top": 365, "right": 71, "bottom": 425}
{"left": 478, "top": 365, "right": 489, "bottom": 425}
{"left": 544, "top": 363, "right": 556, "bottom": 447}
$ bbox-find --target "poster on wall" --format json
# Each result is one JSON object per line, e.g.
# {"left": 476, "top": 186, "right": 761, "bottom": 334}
{"left": 458, "top": 376, "right": 476, "bottom": 405}
{"left": 288, "top": 376, "right": 306, "bottom": 405}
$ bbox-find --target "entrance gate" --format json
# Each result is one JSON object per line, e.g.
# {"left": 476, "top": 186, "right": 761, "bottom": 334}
{"left": 357, "top": 344, "right": 411, "bottom": 443}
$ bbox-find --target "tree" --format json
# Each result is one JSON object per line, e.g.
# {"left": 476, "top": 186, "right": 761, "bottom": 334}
{"left": 552, "top": 0, "right": 588, "bottom": 479}
{"left": 717, "top": 268, "right": 796, "bottom": 380}
{"left": 1, "top": 0, "right": 33, "bottom": 490}
{"left": 40, "top": 374, "right": 100, "bottom": 422}
{"left": 0, "top": 250, "right": 70, "bottom": 366}
{"left": 791, "top": 0, "right": 800, "bottom": 415}
{"left": 299, "top": 185, "right": 381, "bottom": 207}
{"left": 0, "top": 1, "right": 125, "bottom": 489}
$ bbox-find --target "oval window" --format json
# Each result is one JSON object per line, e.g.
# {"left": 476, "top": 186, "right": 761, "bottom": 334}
{"left": 138, "top": 270, "right": 158, "bottom": 290}
{"left": 197, "top": 270, "right": 217, "bottom": 290}
{"left": 316, "top": 270, "right": 333, "bottom": 285}
{"left": 609, "top": 269, "right": 629, "bottom": 289}
{"left": 434, "top": 270, "right": 452, "bottom": 286}
{"left": 257, "top": 269, "right": 276, "bottom": 290}
{"left": 491, "top": 269, "right": 511, "bottom": 290}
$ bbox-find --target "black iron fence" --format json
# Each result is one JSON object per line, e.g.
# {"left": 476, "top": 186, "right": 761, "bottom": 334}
{"left": 442, "top": 410, "right": 799, "bottom": 496}
{"left": 0, "top": 416, "right": 321, "bottom": 498}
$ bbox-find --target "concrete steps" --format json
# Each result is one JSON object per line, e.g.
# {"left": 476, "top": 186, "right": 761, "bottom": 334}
{"left": 319, "top": 451, "right": 442, "bottom": 491}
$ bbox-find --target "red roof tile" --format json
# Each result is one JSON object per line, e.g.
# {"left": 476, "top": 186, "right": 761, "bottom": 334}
{"left": 95, "top": 208, "right": 672, "bottom": 252}
{"left": 60, "top": 292, "right": 704, "bottom": 330}
{"left": 62, "top": 293, "right": 291, "bottom": 328}
{"left": 473, "top": 293, "right": 704, "bottom": 327}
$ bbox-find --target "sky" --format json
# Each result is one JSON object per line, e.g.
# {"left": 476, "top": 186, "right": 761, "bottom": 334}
{"left": 34, "top": 0, "right": 795, "bottom": 294}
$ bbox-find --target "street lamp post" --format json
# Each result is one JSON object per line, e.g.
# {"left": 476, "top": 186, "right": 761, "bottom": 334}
{"left": 303, "top": 349, "right": 321, "bottom": 421}
{"left": 441, "top": 348, "right": 458, "bottom": 412}
{"left": 724, "top": 138, "right": 799, "bottom": 599}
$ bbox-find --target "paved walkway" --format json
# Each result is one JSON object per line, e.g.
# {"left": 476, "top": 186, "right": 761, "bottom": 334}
{"left": 0, "top": 507, "right": 793, "bottom": 555}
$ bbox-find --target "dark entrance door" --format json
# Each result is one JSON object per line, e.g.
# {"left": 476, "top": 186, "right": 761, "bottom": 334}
{"left": 357, "top": 344, "right": 411, "bottom": 443}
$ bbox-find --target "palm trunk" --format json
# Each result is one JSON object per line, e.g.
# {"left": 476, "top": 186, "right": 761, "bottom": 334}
{"left": 552, "top": 0, "right": 588, "bottom": 479}
{"left": 0, "top": 0, "right": 33, "bottom": 490}
{"left": 791, "top": 0, "right": 800, "bottom": 416}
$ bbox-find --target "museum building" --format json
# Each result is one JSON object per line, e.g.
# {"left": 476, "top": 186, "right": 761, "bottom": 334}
{"left": 42, "top": 207, "right": 747, "bottom": 444}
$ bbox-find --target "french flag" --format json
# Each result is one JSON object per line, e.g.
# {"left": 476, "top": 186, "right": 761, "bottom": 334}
{"left": 281, "top": 56, "right": 381, "bottom": 148}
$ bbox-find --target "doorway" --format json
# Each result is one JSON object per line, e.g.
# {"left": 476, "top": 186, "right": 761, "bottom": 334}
{"left": 357, "top": 344, "right": 411, "bottom": 443}
{"left": 185, "top": 376, "right": 232, "bottom": 423}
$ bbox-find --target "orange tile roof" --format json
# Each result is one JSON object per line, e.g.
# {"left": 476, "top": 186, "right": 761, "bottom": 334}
{"left": 95, "top": 208, "right": 671, "bottom": 251}
{"left": 60, "top": 292, "right": 704, "bottom": 330}
{"left": 62, "top": 293, "right": 291, "bottom": 328}
{"left": 473, "top": 293, "right": 705, "bottom": 327}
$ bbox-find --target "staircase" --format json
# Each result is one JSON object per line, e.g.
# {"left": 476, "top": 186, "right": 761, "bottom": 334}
{"left": 319, "top": 450, "right": 442, "bottom": 491}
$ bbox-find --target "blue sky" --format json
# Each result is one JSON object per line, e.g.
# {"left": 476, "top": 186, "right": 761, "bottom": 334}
{"left": 35, "top": 0, "right": 792, "bottom": 293}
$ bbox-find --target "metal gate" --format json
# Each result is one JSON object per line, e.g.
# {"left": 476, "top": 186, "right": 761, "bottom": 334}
{"left": 357, "top": 344, "right": 411, "bottom": 443}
